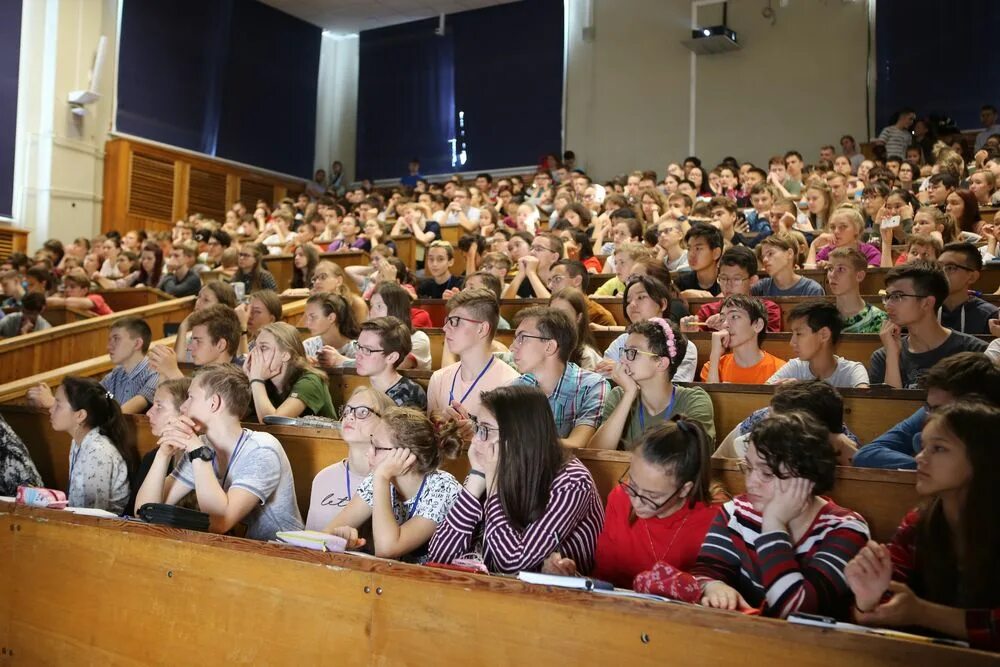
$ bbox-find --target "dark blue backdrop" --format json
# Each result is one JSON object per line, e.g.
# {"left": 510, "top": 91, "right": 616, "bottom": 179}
{"left": 117, "top": 0, "right": 320, "bottom": 177}
{"left": 356, "top": 0, "right": 564, "bottom": 180}
{"left": 0, "top": 1, "right": 22, "bottom": 218}
{"left": 876, "top": 0, "right": 1000, "bottom": 130}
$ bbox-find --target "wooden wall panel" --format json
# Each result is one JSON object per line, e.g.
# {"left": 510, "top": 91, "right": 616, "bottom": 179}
{"left": 188, "top": 167, "right": 228, "bottom": 221}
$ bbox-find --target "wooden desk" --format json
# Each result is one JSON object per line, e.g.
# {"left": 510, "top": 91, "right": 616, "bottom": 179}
{"left": 39, "top": 305, "right": 96, "bottom": 327}
{"left": 93, "top": 286, "right": 174, "bottom": 312}
{"left": 264, "top": 251, "right": 369, "bottom": 291}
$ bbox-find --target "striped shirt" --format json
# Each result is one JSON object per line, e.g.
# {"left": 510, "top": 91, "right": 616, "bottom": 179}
{"left": 691, "top": 495, "right": 869, "bottom": 619}
{"left": 428, "top": 458, "right": 605, "bottom": 574}
{"left": 100, "top": 357, "right": 159, "bottom": 407}
{"left": 513, "top": 362, "right": 609, "bottom": 438}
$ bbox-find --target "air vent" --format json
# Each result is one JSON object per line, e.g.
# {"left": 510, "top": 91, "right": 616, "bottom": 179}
{"left": 128, "top": 153, "right": 174, "bottom": 221}
{"left": 188, "top": 168, "right": 227, "bottom": 221}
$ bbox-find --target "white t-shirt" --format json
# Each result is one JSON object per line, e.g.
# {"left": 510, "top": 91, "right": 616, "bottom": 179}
{"left": 409, "top": 330, "right": 431, "bottom": 371}
{"left": 765, "top": 356, "right": 869, "bottom": 388}
{"left": 603, "top": 332, "right": 698, "bottom": 383}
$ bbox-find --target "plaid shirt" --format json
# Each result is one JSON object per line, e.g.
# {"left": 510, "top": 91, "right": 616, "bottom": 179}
{"left": 514, "top": 362, "right": 608, "bottom": 438}
{"left": 100, "top": 357, "right": 159, "bottom": 407}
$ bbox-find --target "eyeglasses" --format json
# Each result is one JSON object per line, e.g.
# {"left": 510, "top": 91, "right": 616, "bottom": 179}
{"left": 881, "top": 291, "right": 927, "bottom": 305}
{"left": 618, "top": 468, "right": 680, "bottom": 511}
{"left": 238, "top": 252, "right": 254, "bottom": 258}
{"left": 737, "top": 460, "right": 776, "bottom": 482}
{"left": 444, "top": 315, "right": 485, "bottom": 328}
{"left": 939, "top": 262, "right": 975, "bottom": 274}
{"left": 369, "top": 435, "right": 393, "bottom": 453}
{"left": 356, "top": 343, "right": 385, "bottom": 357}
{"left": 621, "top": 347, "right": 661, "bottom": 362}
{"left": 512, "top": 332, "right": 552, "bottom": 346}
{"left": 311, "top": 273, "right": 331, "bottom": 283}
{"left": 717, "top": 276, "right": 749, "bottom": 285}
{"left": 470, "top": 415, "right": 499, "bottom": 442}
{"left": 342, "top": 404, "right": 379, "bottom": 420}
{"left": 530, "top": 244, "right": 554, "bottom": 253}
{"left": 547, "top": 274, "right": 566, "bottom": 285}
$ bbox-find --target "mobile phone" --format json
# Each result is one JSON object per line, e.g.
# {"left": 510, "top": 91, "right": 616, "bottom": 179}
{"left": 881, "top": 215, "right": 901, "bottom": 230}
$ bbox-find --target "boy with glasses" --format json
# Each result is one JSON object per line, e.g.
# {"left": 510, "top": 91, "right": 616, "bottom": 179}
{"left": 546, "top": 259, "right": 616, "bottom": 327}
{"left": 936, "top": 242, "right": 998, "bottom": 334}
{"left": 503, "top": 232, "right": 563, "bottom": 299}
{"left": 511, "top": 307, "right": 609, "bottom": 448}
{"left": 870, "top": 261, "right": 987, "bottom": 388}
{"left": 355, "top": 316, "right": 427, "bottom": 410}
{"left": 680, "top": 247, "right": 781, "bottom": 333}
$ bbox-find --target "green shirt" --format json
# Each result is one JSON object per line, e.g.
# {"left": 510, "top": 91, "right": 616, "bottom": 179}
{"left": 601, "top": 384, "right": 716, "bottom": 450}
{"left": 286, "top": 372, "right": 336, "bottom": 418}
{"left": 594, "top": 277, "right": 625, "bottom": 297}
{"left": 842, "top": 303, "right": 887, "bottom": 334}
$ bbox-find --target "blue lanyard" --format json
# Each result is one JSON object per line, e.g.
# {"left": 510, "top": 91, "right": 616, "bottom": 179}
{"left": 448, "top": 356, "right": 495, "bottom": 406}
{"left": 222, "top": 429, "right": 250, "bottom": 486}
{"left": 393, "top": 474, "right": 428, "bottom": 521}
{"left": 638, "top": 387, "right": 677, "bottom": 431}
{"left": 344, "top": 460, "right": 352, "bottom": 501}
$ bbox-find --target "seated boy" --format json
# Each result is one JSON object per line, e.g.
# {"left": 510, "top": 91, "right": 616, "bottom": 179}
{"left": 478, "top": 251, "right": 512, "bottom": 283}
{"left": 355, "top": 316, "right": 427, "bottom": 410}
{"left": 870, "top": 261, "right": 987, "bottom": 388}
{"left": 593, "top": 242, "right": 651, "bottom": 297}
{"left": 674, "top": 224, "right": 723, "bottom": 298}
{"left": 880, "top": 233, "right": 942, "bottom": 267}
{"left": 148, "top": 304, "right": 242, "bottom": 380}
{"left": 158, "top": 241, "right": 201, "bottom": 298}
{"left": 741, "top": 182, "right": 777, "bottom": 247}
{"left": 416, "top": 240, "right": 462, "bottom": 299}
{"left": 134, "top": 364, "right": 303, "bottom": 540}
{"left": 825, "top": 246, "right": 888, "bottom": 333}
{"left": 546, "top": 259, "right": 617, "bottom": 327}
{"left": 936, "top": 242, "right": 998, "bottom": 335}
{"left": 766, "top": 301, "right": 869, "bottom": 388}
{"left": 46, "top": 268, "right": 113, "bottom": 315}
{"left": 709, "top": 196, "right": 750, "bottom": 248}
{"left": 655, "top": 219, "right": 688, "bottom": 271}
{"left": 0, "top": 269, "right": 25, "bottom": 308}
{"left": 700, "top": 295, "right": 786, "bottom": 383}
{"left": 854, "top": 352, "right": 1000, "bottom": 469}
{"left": 0, "top": 292, "right": 50, "bottom": 337}
{"left": 680, "top": 247, "right": 780, "bottom": 333}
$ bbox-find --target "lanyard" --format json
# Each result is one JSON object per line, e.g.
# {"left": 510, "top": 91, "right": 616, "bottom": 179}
{"left": 638, "top": 387, "right": 677, "bottom": 431}
{"left": 222, "top": 429, "right": 250, "bottom": 487}
{"left": 344, "top": 460, "right": 352, "bottom": 502}
{"left": 393, "top": 474, "right": 428, "bottom": 521}
{"left": 448, "top": 356, "right": 495, "bottom": 406}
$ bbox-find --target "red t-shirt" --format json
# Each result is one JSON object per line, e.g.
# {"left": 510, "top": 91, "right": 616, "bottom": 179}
{"left": 88, "top": 294, "right": 113, "bottom": 316}
{"left": 591, "top": 486, "right": 718, "bottom": 589}
{"left": 410, "top": 308, "right": 433, "bottom": 329}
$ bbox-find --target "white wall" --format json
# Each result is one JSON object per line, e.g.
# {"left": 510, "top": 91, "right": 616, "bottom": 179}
{"left": 565, "top": 0, "right": 870, "bottom": 181}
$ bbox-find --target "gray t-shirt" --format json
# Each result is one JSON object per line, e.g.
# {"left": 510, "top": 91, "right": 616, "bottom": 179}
{"left": 751, "top": 277, "right": 825, "bottom": 297}
{"left": 869, "top": 331, "right": 988, "bottom": 389}
{"left": 171, "top": 429, "right": 304, "bottom": 540}
{"left": 0, "top": 313, "right": 51, "bottom": 337}
{"left": 765, "top": 356, "right": 870, "bottom": 388}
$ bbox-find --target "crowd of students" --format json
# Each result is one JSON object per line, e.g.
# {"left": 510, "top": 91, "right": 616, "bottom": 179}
{"left": 2, "top": 123, "right": 1000, "bottom": 651}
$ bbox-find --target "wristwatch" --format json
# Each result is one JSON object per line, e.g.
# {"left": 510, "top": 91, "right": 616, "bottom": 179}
{"left": 187, "top": 446, "right": 216, "bottom": 463}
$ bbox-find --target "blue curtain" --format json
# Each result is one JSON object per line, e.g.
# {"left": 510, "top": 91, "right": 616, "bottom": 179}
{"left": 117, "top": 0, "right": 320, "bottom": 177}
{"left": 0, "top": 0, "right": 21, "bottom": 218}
{"left": 876, "top": 1, "right": 1000, "bottom": 130}
{"left": 356, "top": 19, "right": 456, "bottom": 180}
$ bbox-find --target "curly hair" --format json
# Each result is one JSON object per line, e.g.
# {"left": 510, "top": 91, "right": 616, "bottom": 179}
{"left": 748, "top": 411, "right": 836, "bottom": 495}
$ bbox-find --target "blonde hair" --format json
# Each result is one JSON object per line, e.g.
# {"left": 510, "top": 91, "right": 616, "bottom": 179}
{"left": 314, "top": 261, "right": 352, "bottom": 299}
{"left": 829, "top": 203, "right": 865, "bottom": 235}
{"left": 345, "top": 384, "right": 394, "bottom": 417}
{"left": 384, "top": 407, "right": 462, "bottom": 474}
{"left": 259, "top": 321, "right": 327, "bottom": 389}
{"left": 614, "top": 241, "right": 653, "bottom": 262}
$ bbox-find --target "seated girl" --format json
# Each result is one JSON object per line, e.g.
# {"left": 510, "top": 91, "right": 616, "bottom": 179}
{"left": 880, "top": 232, "right": 942, "bottom": 268}
{"left": 288, "top": 244, "right": 319, "bottom": 292}
{"left": 549, "top": 287, "right": 602, "bottom": 370}
{"left": 544, "top": 418, "right": 720, "bottom": 589}
{"left": 49, "top": 376, "right": 138, "bottom": 514}
{"left": 910, "top": 206, "right": 958, "bottom": 246}
{"left": 846, "top": 401, "right": 1000, "bottom": 651}
{"left": 301, "top": 292, "right": 361, "bottom": 369}
{"left": 428, "top": 385, "right": 604, "bottom": 573}
{"left": 325, "top": 407, "right": 462, "bottom": 562}
{"left": 591, "top": 318, "right": 715, "bottom": 449}
{"left": 691, "top": 412, "right": 869, "bottom": 618}
{"left": 370, "top": 282, "right": 431, "bottom": 370}
{"left": 327, "top": 215, "right": 370, "bottom": 253}
{"left": 806, "top": 205, "right": 881, "bottom": 268}
{"left": 305, "top": 386, "right": 394, "bottom": 530}
{"left": 246, "top": 321, "right": 336, "bottom": 421}
{"left": 308, "top": 260, "right": 368, "bottom": 323}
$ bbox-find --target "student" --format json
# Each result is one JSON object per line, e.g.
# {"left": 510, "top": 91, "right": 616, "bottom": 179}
{"left": 49, "top": 376, "right": 138, "bottom": 514}
{"left": 136, "top": 365, "right": 302, "bottom": 539}
{"left": 826, "top": 247, "right": 888, "bottom": 334}
{"left": 543, "top": 418, "right": 719, "bottom": 589}
{"left": 680, "top": 247, "right": 781, "bottom": 333}
{"left": 0, "top": 292, "right": 50, "bottom": 337}
{"left": 416, "top": 240, "right": 462, "bottom": 298}
{"left": 503, "top": 233, "right": 563, "bottom": 299}
{"left": 355, "top": 316, "right": 427, "bottom": 410}
{"left": 691, "top": 412, "right": 870, "bottom": 618}
{"left": 545, "top": 259, "right": 617, "bottom": 327}
{"left": 598, "top": 276, "right": 698, "bottom": 382}
{"left": 131, "top": 377, "right": 192, "bottom": 505}
{"left": 46, "top": 269, "right": 113, "bottom": 315}
{"left": 158, "top": 241, "right": 201, "bottom": 297}
{"left": 700, "top": 295, "right": 787, "bottom": 383}
{"left": 461, "top": 271, "right": 510, "bottom": 329}
{"left": 807, "top": 205, "right": 881, "bottom": 267}
{"left": 0, "top": 269, "right": 24, "bottom": 308}
{"left": 428, "top": 287, "right": 519, "bottom": 431}
{"left": 510, "top": 307, "right": 609, "bottom": 449}
{"left": 305, "top": 387, "right": 394, "bottom": 531}
{"left": 752, "top": 233, "right": 825, "bottom": 297}
{"left": 324, "top": 407, "right": 462, "bottom": 561}
{"left": 708, "top": 196, "right": 749, "bottom": 248}
{"left": 674, "top": 224, "right": 723, "bottom": 298}
{"left": 300, "top": 260, "right": 369, "bottom": 324}
{"left": 870, "top": 261, "right": 987, "bottom": 388}
{"left": 591, "top": 318, "right": 715, "bottom": 449}
{"left": 370, "top": 281, "right": 431, "bottom": 370}
{"left": 549, "top": 287, "right": 602, "bottom": 371}
{"left": 846, "top": 401, "right": 1000, "bottom": 650}
{"left": 0, "top": 412, "right": 43, "bottom": 495}
{"left": 593, "top": 242, "right": 651, "bottom": 297}
{"left": 232, "top": 243, "right": 278, "bottom": 294}
{"left": 301, "top": 292, "right": 361, "bottom": 368}
{"left": 428, "top": 385, "right": 604, "bottom": 573}
{"left": 881, "top": 233, "right": 942, "bottom": 267}
{"left": 936, "top": 242, "right": 998, "bottom": 334}
{"left": 655, "top": 218, "right": 689, "bottom": 271}
{"left": 767, "top": 302, "right": 869, "bottom": 388}
{"left": 245, "top": 322, "right": 335, "bottom": 421}
{"left": 148, "top": 304, "right": 242, "bottom": 380}
{"left": 854, "top": 352, "right": 1000, "bottom": 469}
{"left": 173, "top": 283, "right": 238, "bottom": 361}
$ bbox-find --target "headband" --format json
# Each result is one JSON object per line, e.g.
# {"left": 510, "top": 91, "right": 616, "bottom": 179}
{"left": 648, "top": 317, "right": 677, "bottom": 360}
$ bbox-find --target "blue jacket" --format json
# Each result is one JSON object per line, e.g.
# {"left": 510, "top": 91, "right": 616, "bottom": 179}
{"left": 852, "top": 408, "right": 925, "bottom": 470}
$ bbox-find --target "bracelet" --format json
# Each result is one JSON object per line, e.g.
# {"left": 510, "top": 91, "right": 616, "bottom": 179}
{"left": 468, "top": 469, "right": 486, "bottom": 478}
{"left": 854, "top": 601, "right": 874, "bottom": 614}
{"left": 249, "top": 379, "right": 267, "bottom": 386}
{"left": 242, "top": 330, "right": 248, "bottom": 335}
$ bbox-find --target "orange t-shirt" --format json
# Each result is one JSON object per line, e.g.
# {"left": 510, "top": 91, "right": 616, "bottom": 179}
{"left": 700, "top": 351, "right": 787, "bottom": 384}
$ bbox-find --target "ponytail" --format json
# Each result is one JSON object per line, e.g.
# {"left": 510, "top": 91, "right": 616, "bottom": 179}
{"left": 633, "top": 416, "right": 714, "bottom": 509}
{"left": 62, "top": 376, "right": 139, "bottom": 476}
{"left": 384, "top": 407, "right": 460, "bottom": 474}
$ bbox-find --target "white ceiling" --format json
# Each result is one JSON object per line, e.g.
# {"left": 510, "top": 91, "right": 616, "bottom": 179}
{"left": 259, "top": 0, "right": 521, "bottom": 34}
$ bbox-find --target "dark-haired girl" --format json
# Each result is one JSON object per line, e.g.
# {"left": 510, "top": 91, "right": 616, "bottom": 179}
{"left": 544, "top": 418, "right": 720, "bottom": 589}
{"left": 847, "top": 401, "right": 1000, "bottom": 650}
{"left": 302, "top": 292, "right": 361, "bottom": 368}
{"left": 690, "top": 412, "right": 869, "bottom": 618}
{"left": 591, "top": 318, "right": 715, "bottom": 449}
{"left": 49, "top": 376, "right": 138, "bottom": 514}
{"left": 428, "top": 385, "right": 604, "bottom": 573}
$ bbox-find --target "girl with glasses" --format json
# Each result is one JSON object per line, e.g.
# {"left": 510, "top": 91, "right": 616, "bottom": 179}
{"left": 544, "top": 417, "right": 719, "bottom": 589}
{"left": 429, "top": 385, "right": 603, "bottom": 574}
{"left": 305, "top": 387, "right": 394, "bottom": 530}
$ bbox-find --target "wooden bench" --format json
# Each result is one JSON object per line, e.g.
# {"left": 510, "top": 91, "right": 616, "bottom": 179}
{"left": 38, "top": 305, "right": 97, "bottom": 326}
{"left": 93, "top": 286, "right": 175, "bottom": 312}
{"left": 4, "top": 503, "right": 984, "bottom": 665}
{"left": 0, "top": 404, "right": 918, "bottom": 543}
{"left": 0, "top": 296, "right": 196, "bottom": 384}
{"left": 263, "top": 250, "right": 369, "bottom": 291}
{"left": 392, "top": 234, "right": 415, "bottom": 269}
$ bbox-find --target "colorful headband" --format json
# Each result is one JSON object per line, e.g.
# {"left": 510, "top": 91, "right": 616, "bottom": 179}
{"left": 648, "top": 317, "right": 677, "bottom": 360}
